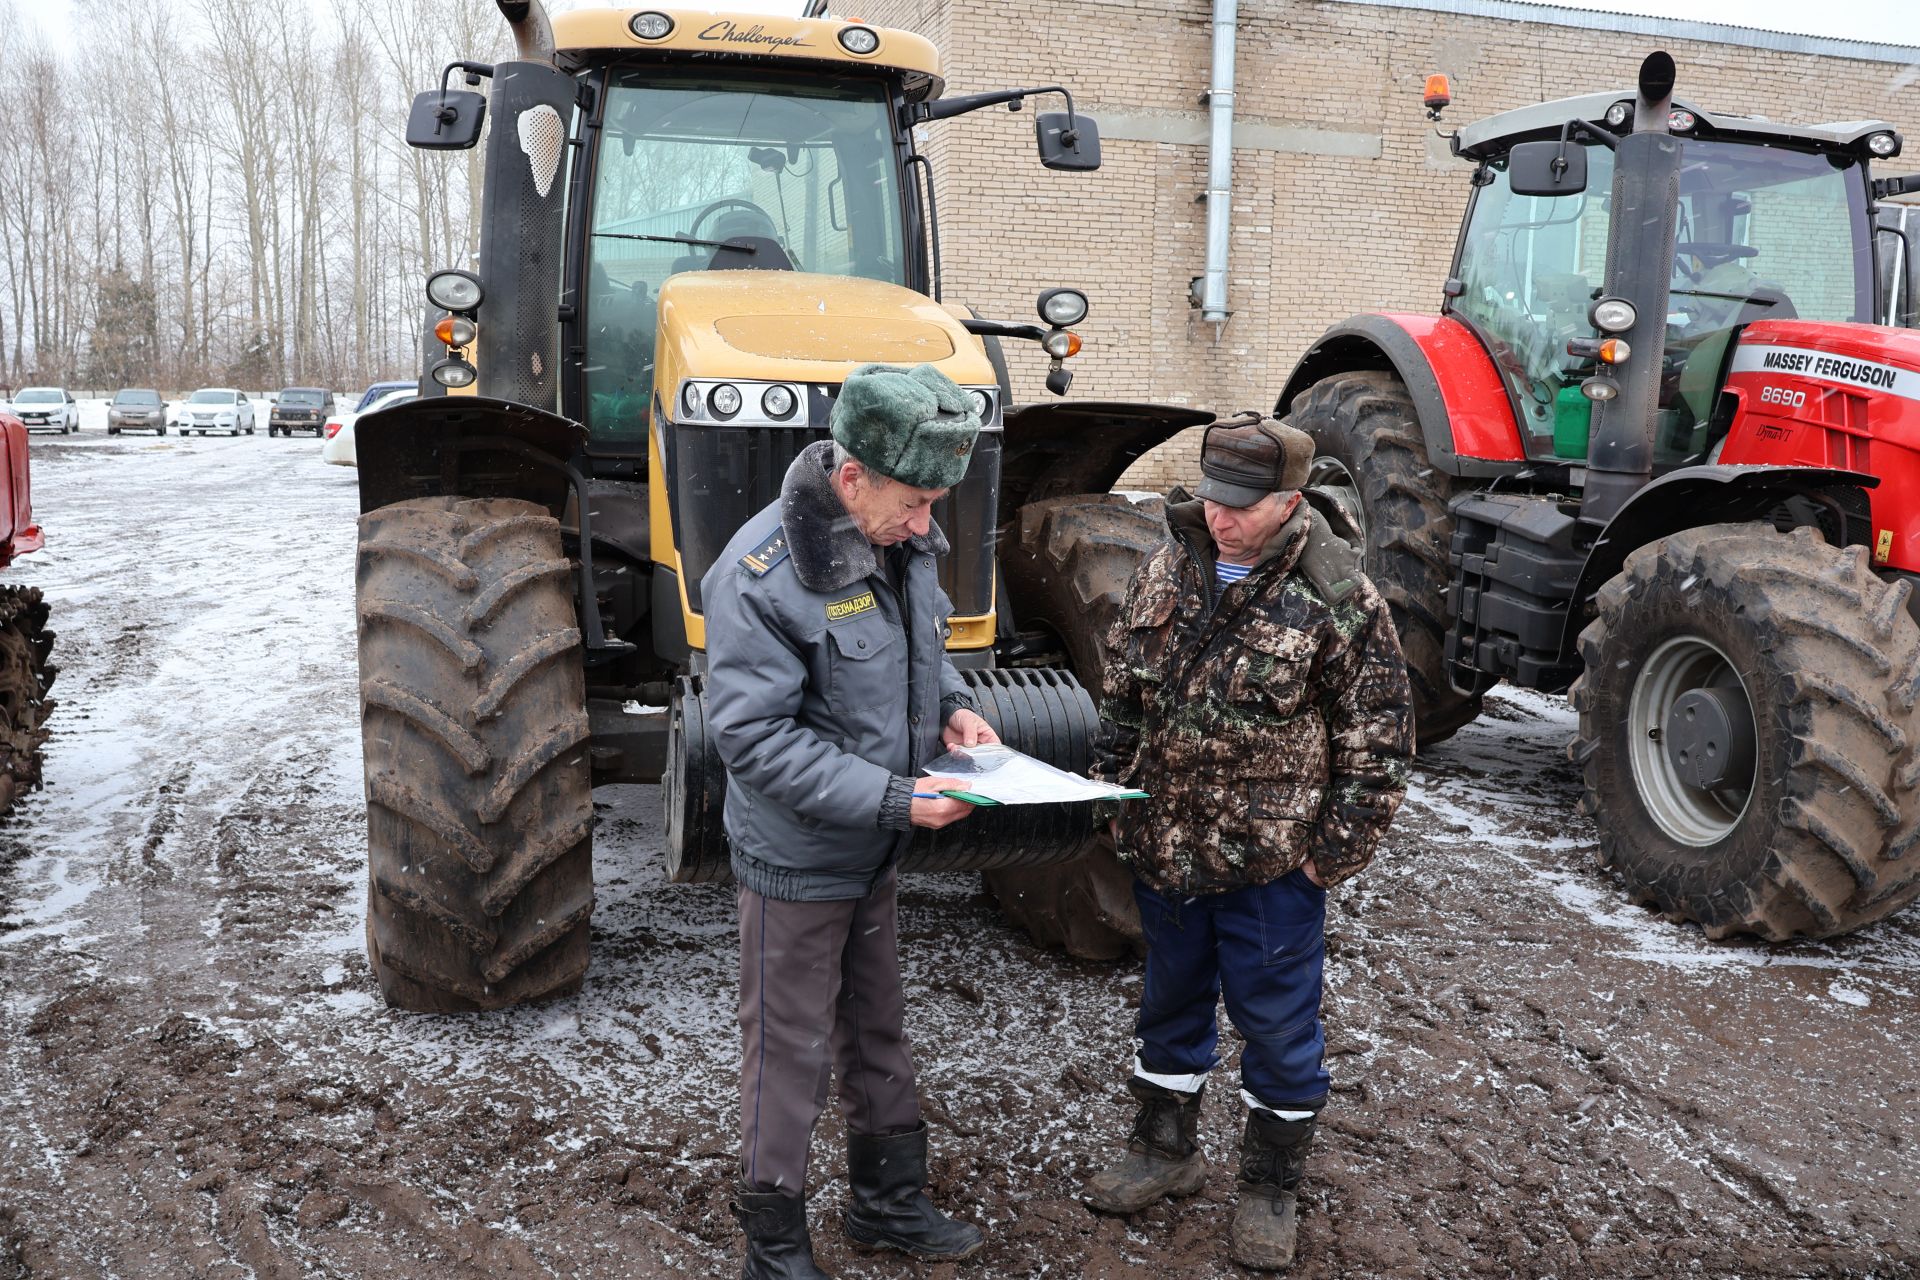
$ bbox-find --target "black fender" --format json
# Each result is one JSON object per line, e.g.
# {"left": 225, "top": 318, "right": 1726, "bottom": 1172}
{"left": 356, "top": 395, "right": 588, "bottom": 516}
{"left": 1275, "top": 314, "right": 1521, "bottom": 480}
{"left": 998, "top": 400, "right": 1213, "bottom": 518}
{"left": 1559, "top": 463, "right": 1878, "bottom": 661}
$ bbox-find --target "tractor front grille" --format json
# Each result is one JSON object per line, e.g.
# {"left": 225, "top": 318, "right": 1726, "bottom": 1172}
{"left": 665, "top": 421, "right": 999, "bottom": 626}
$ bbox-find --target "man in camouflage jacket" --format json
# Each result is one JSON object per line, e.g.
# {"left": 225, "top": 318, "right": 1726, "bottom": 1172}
{"left": 1082, "top": 416, "right": 1413, "bottom": 1271}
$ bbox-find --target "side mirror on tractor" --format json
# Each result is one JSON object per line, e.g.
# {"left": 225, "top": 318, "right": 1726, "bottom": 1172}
{"left": 406, "top": 88, "right": 488, "bottom": 151}
{"left": 1036, "top": 111, "right": 1101, "bottom": 171}
{"left": 1507, "top": 139, "right": 1587, "bottom": 197}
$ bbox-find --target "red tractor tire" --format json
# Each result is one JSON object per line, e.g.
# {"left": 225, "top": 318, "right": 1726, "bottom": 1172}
{"left": 1571, "top": 523, "right": 1920, "bottom": 939}
{"left": 1289, "top": 370, "right": 1482, "bottom": 748}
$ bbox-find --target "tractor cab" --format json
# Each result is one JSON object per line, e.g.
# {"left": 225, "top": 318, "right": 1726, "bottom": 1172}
{"left": 1443, "top": 92, "right": 1891, "bottom": 471}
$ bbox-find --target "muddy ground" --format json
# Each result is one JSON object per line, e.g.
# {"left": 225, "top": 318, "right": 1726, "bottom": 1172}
{"left": 0, "top": 432, "right": 1915, "bottom": 1279}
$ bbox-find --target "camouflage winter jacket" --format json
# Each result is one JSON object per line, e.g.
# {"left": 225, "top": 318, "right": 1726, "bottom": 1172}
{"left": 1090, "top": 496, "right": 1414, "bottom": 893}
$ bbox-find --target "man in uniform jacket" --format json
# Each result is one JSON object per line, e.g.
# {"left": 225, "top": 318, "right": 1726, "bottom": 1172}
{"left": 702, "top": 362, "right": 997, "bottom": 1279}
{"left": 1081, "top": 416, "right": 1414, "bottom": 1270}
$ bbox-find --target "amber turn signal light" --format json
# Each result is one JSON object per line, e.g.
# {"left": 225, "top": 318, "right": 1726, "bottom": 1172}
{"left": 434, "top": 315, "right": 478, "bottom": 348}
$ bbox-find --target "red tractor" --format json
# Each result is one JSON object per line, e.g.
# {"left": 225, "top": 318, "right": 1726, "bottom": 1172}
{"left": 0, "top": 407, "right": 53, "bottom": 813}
{"left": 1282, "top": 53, "right": 1920, "bottom": 939}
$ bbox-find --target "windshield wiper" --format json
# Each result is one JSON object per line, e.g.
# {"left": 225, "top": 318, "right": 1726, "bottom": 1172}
{"left": 1670, "top": 289, "right": 1781, "bottom": 305}
{"left": 591, "top": 231, "right": 756, "bottom": 254}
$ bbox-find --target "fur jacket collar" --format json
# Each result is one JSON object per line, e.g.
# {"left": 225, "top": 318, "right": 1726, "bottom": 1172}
{"left": 779, "top": 440, "right": 949, "bottom": 594}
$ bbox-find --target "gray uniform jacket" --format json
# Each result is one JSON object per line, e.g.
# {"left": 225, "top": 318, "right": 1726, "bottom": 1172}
{"left": 702, "top": 440, "right": 977, "bottom": 901}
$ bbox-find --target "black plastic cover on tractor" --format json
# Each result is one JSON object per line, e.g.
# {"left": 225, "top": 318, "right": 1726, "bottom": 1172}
{"left": 474, "top": 59, "right": 574, "bottom": 413}
{"left": 663, "top": 668, "right": 1103, "bottom": 883}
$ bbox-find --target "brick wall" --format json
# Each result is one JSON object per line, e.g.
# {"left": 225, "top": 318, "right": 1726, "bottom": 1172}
{"left": 856, "top": 0, "right": 1918, "bottom": 493}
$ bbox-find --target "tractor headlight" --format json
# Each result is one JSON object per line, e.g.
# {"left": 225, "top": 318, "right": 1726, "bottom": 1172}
{"left": 709, "top": 383, "right": 742, "bottom": 419}
{"left": 838, "top": 25, "right": 880, "bottom": 55}
{"left": 426, "top": 269, "right": 484, "bottom": 313}
{"left": 1604, "top": 101, "right": 1631, "bottom": 129}
{"left": 1868, "top": 131, "right": 1901, "bottom": 158}
{"left": 1037, "top": 287, "right": 1089, "bottom": 327}
{"left": 1667, "top": 109, "right": 1696, "bottom": 133}
{"left": 968, "top": 389, "right": 992, "bottom": 419}
{"left": 1589, "top": 296, "right": 1637, "bottom": 333}
{"left": 1581, "top": 375, "right": 1620, "bottom": 402}
{"left": 762, "top": 385, "right": 797, "bottom": 419}
{"left": 681, "top": 382, "right": 703, "bottom": 419}
{"left": 629, "top": 11, "right": 673, "bottom": 39}
{"left": 432, "top": 358, "right": 477, "bottom": 388}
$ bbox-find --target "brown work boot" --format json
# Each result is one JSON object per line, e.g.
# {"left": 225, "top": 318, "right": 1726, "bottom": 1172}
{"left": 1230, "top": 1109, "right": 1315, "bottom": 1270}
{"left": 1082, "top": 1077, "right": 1208, "bottom": 1214}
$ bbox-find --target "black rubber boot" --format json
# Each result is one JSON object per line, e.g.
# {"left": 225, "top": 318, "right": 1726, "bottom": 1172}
{"left": 1082, "top": 1077, "right": 1208, "bottom": 1214}
{"left": 841, "top": 1122, "right": 985, "bottom": 1261}
{"left": 733, "top": 1183, "right": 833, "bottom": 1280}
{"left": 1231, "top": 1109, "right": 1315, "bottom": 1271}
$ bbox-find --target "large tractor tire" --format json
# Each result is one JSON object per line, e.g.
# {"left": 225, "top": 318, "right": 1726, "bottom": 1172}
{"left": 0, "top": 585, "right": 55, "bottom": 815}
{"left": 1570, "top": 523, "right": 1920, "bottom": 939}
{"left": 1290, "top": 370, "right": 1482, "bottom": 747}
{"left": 357, "top": 496, "right": 594, "bottom": 1012}
{"left": 985, "top": 494, "right": 1167, "bottom": 960}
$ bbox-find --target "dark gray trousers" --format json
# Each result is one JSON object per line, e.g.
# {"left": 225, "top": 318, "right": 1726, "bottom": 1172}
{"left": 738, "top": 868, "right": 920, "bottom": 1193}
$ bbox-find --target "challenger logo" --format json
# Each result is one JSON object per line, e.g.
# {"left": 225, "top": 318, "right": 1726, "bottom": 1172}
{"left": 826, "top": 591, "right": 877, "bottom": 621}
{"left": 699, "top": 20, "right": 814, "bottom": 48}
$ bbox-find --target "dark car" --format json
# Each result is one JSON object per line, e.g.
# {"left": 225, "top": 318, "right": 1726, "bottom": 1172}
{"left": 107, "top": 388, "right": 168, "bottom": 435}
{"left": 354, "top": 380, "right": 415, "bottom": 413}
{"left": 269, "top": 387, "right": 337, "bottom": 438}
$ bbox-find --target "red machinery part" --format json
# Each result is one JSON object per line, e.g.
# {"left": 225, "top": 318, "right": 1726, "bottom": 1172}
{"left": 1377, "top": 312, "right": 1528, "bottom": 463}
{"left": 0, "top": 415, "right": 43, "bottom": 570}
{"left": 1721, "top": 318, "right": 1920, "bottom": 574}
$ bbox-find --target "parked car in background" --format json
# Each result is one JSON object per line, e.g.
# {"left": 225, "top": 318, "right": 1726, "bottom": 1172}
{"left": 322, "top": 386, "right": 416, "bottom": 467}
{"left": 268, "top": 387, "right": 335, "bottom": 437}
{"left": 11, "top": 388, "right": 78, "bottom": 434}
{"left": 353, "top": 380, "right": 415, "bottom": 413}
{"left": 107, "top": 388, "right": 168, "bottom": 435}
{"left": 178, "top": 388, "right": 256, "bottom": 437}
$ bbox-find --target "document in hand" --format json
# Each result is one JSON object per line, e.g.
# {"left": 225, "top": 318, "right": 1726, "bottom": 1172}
{"left": 920, "top": 743, "right": 1150, "bottom": 806}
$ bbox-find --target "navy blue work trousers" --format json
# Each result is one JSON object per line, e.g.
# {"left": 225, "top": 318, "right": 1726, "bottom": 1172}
{"left": 1133, "top": 870, "right": 1331, "bottom": 1111}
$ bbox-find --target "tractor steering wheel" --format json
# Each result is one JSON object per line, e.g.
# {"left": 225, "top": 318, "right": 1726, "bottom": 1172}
{"left": 689, "top": 198, "right": 773, "bottom": 242}
{"left": 1675, "top": 241, "right": 1759, "bottom": 271}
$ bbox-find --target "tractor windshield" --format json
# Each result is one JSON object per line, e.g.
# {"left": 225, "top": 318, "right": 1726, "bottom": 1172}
{"left": 580, "top": 69, "right": 908, "bottom": 443}
{"left": 1451, "top": 138, "right": 1872, "bottom": 465}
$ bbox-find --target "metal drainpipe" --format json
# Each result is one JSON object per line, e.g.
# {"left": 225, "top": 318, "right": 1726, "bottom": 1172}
{"left": 1199, "top": 0, "right": 1238, "bottom": 336}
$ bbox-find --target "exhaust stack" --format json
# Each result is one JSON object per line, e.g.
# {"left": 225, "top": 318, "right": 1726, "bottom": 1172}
{"left": 1580, "top": 52, "right": 1681, "bottom": 526}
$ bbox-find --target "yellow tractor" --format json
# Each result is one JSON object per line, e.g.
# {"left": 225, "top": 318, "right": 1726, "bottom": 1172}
{"left": 355, "top": 1, "right": 1203, "bottom": 1010}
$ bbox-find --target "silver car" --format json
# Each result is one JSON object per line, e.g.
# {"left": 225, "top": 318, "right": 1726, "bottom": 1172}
{"left": 107, "top": 388, "right": 169, "bottom": 435}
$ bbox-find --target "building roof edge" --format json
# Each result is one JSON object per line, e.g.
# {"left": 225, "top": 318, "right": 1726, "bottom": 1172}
{"left": 1324, "top": 0, "right": 1920, "bottom": 66}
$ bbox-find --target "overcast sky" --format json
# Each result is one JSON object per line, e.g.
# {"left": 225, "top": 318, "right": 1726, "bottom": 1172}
{"left": 25, "top": 0, "right": 1920, "bottom": 62}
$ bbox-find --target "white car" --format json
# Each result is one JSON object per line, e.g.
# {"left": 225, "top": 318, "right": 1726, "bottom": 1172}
{"left": 178, "top": 387, "right": 257, "bottom": 436}
{"left": 9, "top": 387, "right": 79, "bottom": 434}
{"left": 322, "top": 387, "right": 417, "bottom": 467}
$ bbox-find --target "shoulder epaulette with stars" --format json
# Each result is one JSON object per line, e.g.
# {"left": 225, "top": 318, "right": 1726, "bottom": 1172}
{"left": 739, "top": 529, "right": 790, "bottom": 577}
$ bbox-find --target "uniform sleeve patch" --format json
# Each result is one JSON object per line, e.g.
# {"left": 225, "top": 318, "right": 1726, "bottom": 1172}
{"left": 826, "top": 590, "right": 877, "bottom": 621}
{"left": 740, "top": 531, "right": 791, "bottom": 577}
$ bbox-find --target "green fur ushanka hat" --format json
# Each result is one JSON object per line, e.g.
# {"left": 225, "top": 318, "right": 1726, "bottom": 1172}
{"left": 828, "top": 363, "right": 983, "bottom": 490}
